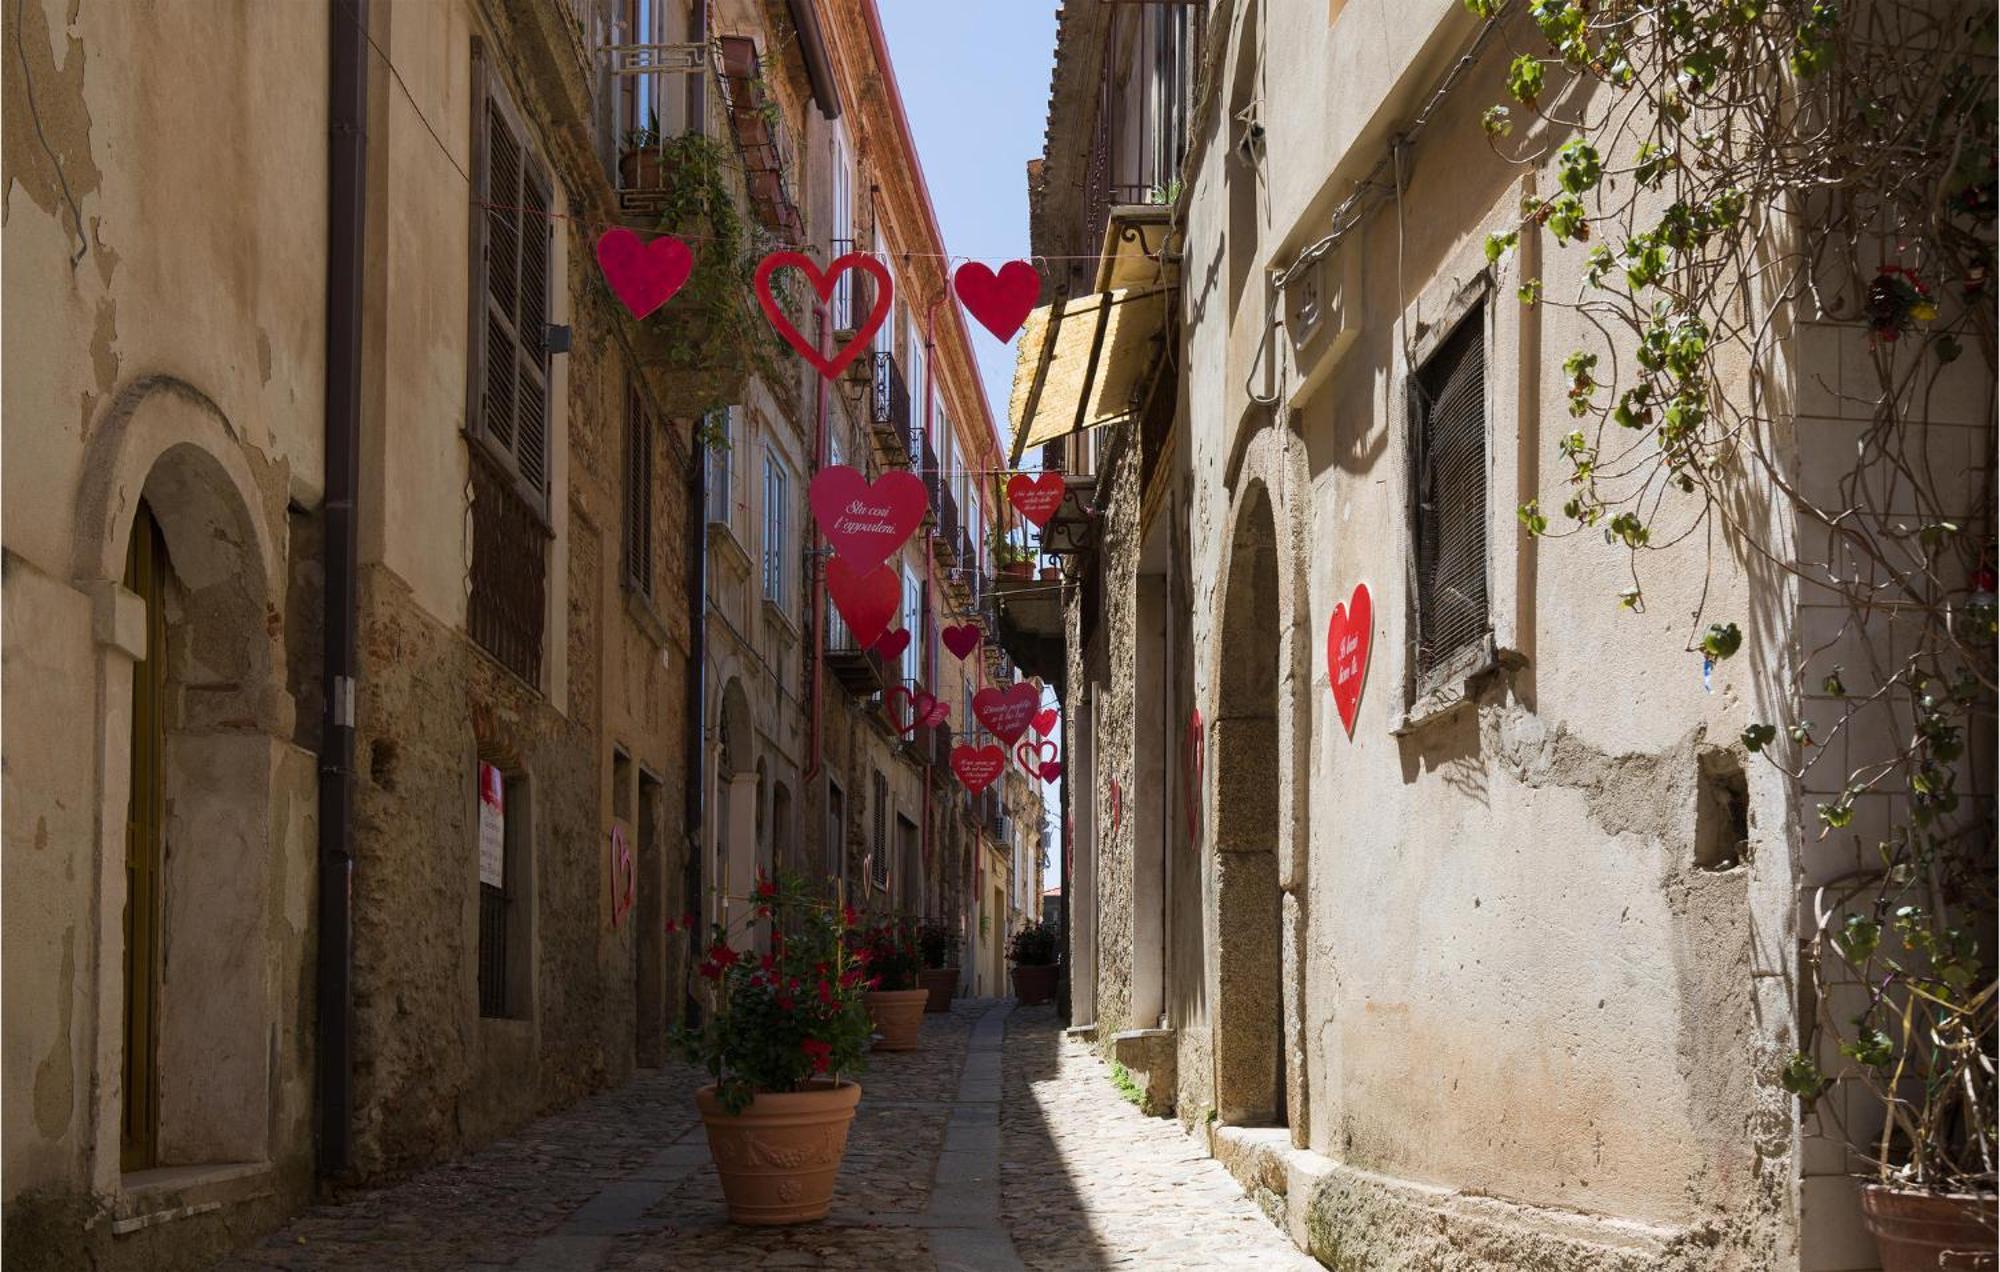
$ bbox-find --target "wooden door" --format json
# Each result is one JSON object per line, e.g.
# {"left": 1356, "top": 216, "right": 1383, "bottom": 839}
{"left": 122, "top": 503, "right": 167, "bottom": 1171}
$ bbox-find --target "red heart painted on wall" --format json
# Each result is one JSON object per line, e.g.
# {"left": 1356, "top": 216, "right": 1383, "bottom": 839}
{"left": 873, "top": 627, "right": 911, "bottom": 661}
{"left": 1006, "top": 472, "right": 1067, "bottom": 529}
{"left": 941, "top": 623, "right": 982, "bottom": 661}
{"left": 972, "top": 682, "right": 1039, "bottom": 744}
{"left": 1326, "top": 582, "right": 1373, "bottom": 736}
{"left": 755, "top": 251, "right": 893, "bottom": 378}
{"left": 951, "top": 744, "right": 1007, "bottom": 795}
{"left": 953, "top": 260, "right": 1041, "bottom": 341}
{"left": 827, "top": 558, "right": 900, "bottom": 650}
{"left": 595, "top": 228, "right": 693, "bottom": 320}
{"left": 1014, "top": 736, "right": 1057, "bottom": 777}
{"left": 1040, "top": 759, "right": 1064, "bottom": 782}
{"left": 883, "top": 687, "right": 941, "bottom": 737}
{"left": 810, "top": 466, "right": 928, "bottom": 572}
{"left": 1030, "top": 707, "right": 1059, "bottom": 739}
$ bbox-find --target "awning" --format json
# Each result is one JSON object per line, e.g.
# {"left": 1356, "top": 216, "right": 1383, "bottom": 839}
{"left": 1007, "top": 286, "right": 1170, "bottom": 463}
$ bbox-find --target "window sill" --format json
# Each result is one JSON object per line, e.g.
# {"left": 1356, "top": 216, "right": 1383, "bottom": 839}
{"left": 707, "top": 520, "right": 753, "bottom": 575}
{"left": 1394, "top": 634, "right": 1498, "bottom": 736}
{"left": 623, "top": 586, "right": 673, "bottom": 650}
{"left": 762, "top": 595, "right": 799, "bottom": 642}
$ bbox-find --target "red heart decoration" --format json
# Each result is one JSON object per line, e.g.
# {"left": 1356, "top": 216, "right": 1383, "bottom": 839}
{"left": 755, "top": 251, "right": 893, "bottom": 379}
{"left": 827, "top": 558, "right": 900, "bottom": 650}
{"left": 1014, "top": 736, "right": 1057, "bottom": 777}
{"left": 972, "top": 682, "right": 1039, "bottom": 744}
{"left": 951, "top": 744, "right": 1007, "bottom": 795}
{"left": 1007, "top": 472, "right": 1067, "bottom": 529}
{"left": 873, "top": 627, "right": 911, "bottom": 661}
{"left": 1109, "top": 779, "right": 1123, "bottom": 833}
{"left": 941, "top": 623, "right": 982, "bottom": 661}
{"left": 809, "top": 466, "right": 928, "bottom": 572}
{"left": 1040, "top": 759, "right": 1064, "bottom": 782}
{"left": 1183, "top": 709, "right": 1204, "bottom": 841}
{"left": 1030, "top": 707, "right": 1059, "bottom": 739}
{"left": 1327, "top": 582, "right": 1373, "bottom": 736}
{"left": 953, "top": 260, "right": 1041, "bottom": 341}
{"left": 883, "top": 687, "right": 940, "bottom": 737}
{"left": 921, "top": 696, "right": 950, "bottom": 728}
{"left": 595, "top": 228, "right": 693, "bottom": 320}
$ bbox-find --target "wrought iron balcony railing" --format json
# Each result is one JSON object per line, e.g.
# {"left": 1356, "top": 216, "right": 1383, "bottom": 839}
{"left": 871, "top": 351, "right": 912, "bottom": 459}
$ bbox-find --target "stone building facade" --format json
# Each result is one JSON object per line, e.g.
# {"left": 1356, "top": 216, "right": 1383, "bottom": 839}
{"left": 1016, "top": 1, "right": 1991, "bottom": 1270}
{"left": 3, "top": 0, "right": 1036, "bottom": 1266}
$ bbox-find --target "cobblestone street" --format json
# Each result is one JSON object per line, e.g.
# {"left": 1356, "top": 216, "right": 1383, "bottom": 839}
{"left": 218, "top": 1002, "right": 1313, "bottom": 1270}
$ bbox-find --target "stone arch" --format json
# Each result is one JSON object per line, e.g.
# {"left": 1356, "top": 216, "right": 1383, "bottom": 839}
{"left": 76, "top": 378, "right": 290, "bottom": 1180}
{"left": 1209, "top": 424, "right": 1313, "bottom": 1140}
{"left": 714, "top": 678, "right": 755, "bottom": 921}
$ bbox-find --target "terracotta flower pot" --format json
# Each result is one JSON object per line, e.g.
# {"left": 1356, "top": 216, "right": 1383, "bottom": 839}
{"left": 1001, "top": 561, "right": 1033, "bottom": 580}
{"left": 1011, "top": 962, "right": 1058, "bottom": 1006}
{"left": 695, "top": 1080, "right": 861, "bottom": 1225}
{"left": 1860, "top": 1184, "right": 1998, "bottom": 1271}
{"left": 864, "top": 987, "right": 929, "bottom": 1050}
{"left": 918, "top": 966, "right": 959, "bottom": 1013}
{"left": 1040, "top": 566, "right": 1061, "bottom": 582}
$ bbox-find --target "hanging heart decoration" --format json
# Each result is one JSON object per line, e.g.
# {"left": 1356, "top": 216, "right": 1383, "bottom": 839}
{"left": 1182, "top": 708, "right": 1203, "bottom": 842}
{"left": 1040, "top": 759, "right": 1064, "bottom": 782}
{"left": 941, "top": 623, "right": 982, "bottom": 661}
{"left": 951, "top": 744, "right": 1007, "bottom": 795}
{"left": 1014, "top": 736, "right": 1057, "bottom": 778}
{"left": 810, "top": 467, "right": 928, "bottom": 571}
{"left": 953, "top": 260, "right": 1041, "bottom": 341}
{"left": 595, "top": 228, "right": 693, "bottom": 320}
{"left": 1326, "top": 581, "right": 1373, "bottom": 736}
{"left": 883, "top": 687, "right": 943, "bottom": 737}
{"left": 755, "top": 251, "right": 893, "bottom": 379}
{"left": 1030, "top": 707, "right": 1059, "bottom": 739}
{"left": 972, "top": 682, "right": 1040, "bottom": 744}
{"left": 826, "top": 558, "right": 900, "bottom": 650}
{"left": 1006, "top": 471, "right": 1067, "bottom": 529}
{"left": 873, "top": 627, "right": 911, "bottom": 661}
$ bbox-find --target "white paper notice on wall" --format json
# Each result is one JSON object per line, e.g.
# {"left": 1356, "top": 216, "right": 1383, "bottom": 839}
{"left": 478, "top": 763, "right": 505, "bottom": 888}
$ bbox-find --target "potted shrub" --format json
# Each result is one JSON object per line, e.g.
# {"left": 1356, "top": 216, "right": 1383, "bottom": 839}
{"left": 917, "top": 919, "right": 961, "bottom": 1014}
{"left": 1039, "top": 563, "right": 1061, "bottom": 583}
{"left": 852, "top": 914, "right": 927, "bottom": 1050}
{"left": 617, "top": 115, "right": 662, "bottom": 190}
{"left": 1008, "top": 918, "right": 1060, "bottom": 1006}
{"left": 673, "top": 873, "right": 874, "bottom": 1225}
{"left": 993, "top": 533, "right": 1035, "bottom": 581}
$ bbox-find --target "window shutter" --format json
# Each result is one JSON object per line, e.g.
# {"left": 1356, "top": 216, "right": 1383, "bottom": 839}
{"left": 1413, "top": 308, "right": 1489, "bottom": 680}
{"left": 473, "top": 51, "right": 552, "bottom": 513}
{"left": 624, "top": 382, "right": 654, "bottom": 596}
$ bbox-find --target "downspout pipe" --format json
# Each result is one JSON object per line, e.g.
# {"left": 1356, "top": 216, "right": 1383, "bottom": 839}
{"left": 317, "top": 0, "right": 367, "bottom": 1178}
{"left": 805, "top": 312, "right": 828, "bottom": 786}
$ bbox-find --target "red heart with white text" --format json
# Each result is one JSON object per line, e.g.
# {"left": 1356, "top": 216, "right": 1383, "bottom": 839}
{"left": 951, "top": 744, "right": 1007, "bottom": 795}
{"left": 827, "top": 558, "right": 900, "bottom": 650}
{"left": 755, "top": 251, "right": 893, "bottom": 378}
{"left": 595, "top": 228, "right": 692, "bottom": 320}
{"left": 1326, "top": 582, "right": 1373, "bottom": 736}
{"left": 810, "top": 466, "right": 927, "bottom": 572}
{"left": 973, "top": 682, "right": 1039, "bottom": 744}
{"left": 953, "top": 260, "right": 1040, "bottom": 341}
{"left": 1007, "top": 472, "right": 1066, "bottom": 528}
{"left": 1014, "top": 737, "right": 1057, "bottom": 777}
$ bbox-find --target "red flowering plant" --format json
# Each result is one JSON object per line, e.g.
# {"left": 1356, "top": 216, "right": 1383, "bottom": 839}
{"left": 671, "top": 871, "right": 873, "bottom": 1113}
{"left": 848, "top": 913, "right": 923, "bottom": 991}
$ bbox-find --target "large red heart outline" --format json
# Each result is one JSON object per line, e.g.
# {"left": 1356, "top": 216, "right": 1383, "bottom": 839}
{"left": 827, "top": 558, "right": 900, "bottom": 650}
{"left": 1030, "top": 707, "right": 1059, "bottom": 739}
{"left": 810, "top": 467, "right": 927, "bottom": 572}
{"left": 973, "top": 682, "right": 1039, "bottom": 744}
{"left": 595, "top": 228, "right": 693, "bottom": 320}
{"left": 1014, "top": 736, "right": 1057, "bottom": 777}
{"left": 755, "top": 251, "right": 893, "bottom": 378}
{"left": 1006, "top": 472, "right": 1066, "bottom": 529}
{"left": 884, "top": 687, "right": 944, "bottom": 737}
{"left": 951, "top": 744, "right": 1007, "bottom": 795}
{"left": 953, "top": 260, "right": 1040, "bottom": 341}
{"left": 941, "top": 623, "right": 981, "bottom": 661}
{"left": 1327, "top": 582, "right": 1373, "bottom": 736}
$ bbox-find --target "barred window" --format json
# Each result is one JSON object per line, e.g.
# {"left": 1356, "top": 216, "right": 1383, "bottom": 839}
{"left": 1411, "top": 305, "right": 1489, "bottom": 685}
{"left": 827, "top": 780, "right": 846, "bottom": 882}
{"left": 762, "top": 452, "right": 789, "bottom": 605}
{"left": 707, "top": 407, "right": 734, "bottom": 531}
{"left": 871, "top": 771, "right": 890, "bottom": 891}
{"left": 469, "top": 44, "right": 553, "bottom": 686}
{"left": 624, "top": 382, "right": 654, "bottom": 596}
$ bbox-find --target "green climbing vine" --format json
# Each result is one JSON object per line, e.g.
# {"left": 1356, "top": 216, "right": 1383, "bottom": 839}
{"left": 1472, "top": 0, "right": 1995, "bottom": 1193}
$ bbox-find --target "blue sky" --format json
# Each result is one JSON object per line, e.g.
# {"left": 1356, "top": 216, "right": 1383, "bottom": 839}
{"left": 876, "top": 1, "right": 1058, "bottom": 445}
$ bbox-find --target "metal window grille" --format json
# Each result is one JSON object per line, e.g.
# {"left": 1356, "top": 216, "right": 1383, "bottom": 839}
{"left": 470, "top": 448, "right": 550, "bottom": 685}
{"left": 1412, "top": 307, "right": 1489, "bottom": 682}
{"left": 871, "top": 772, "right": 890, "bottom": 890}
{"left": 624, "top": 383, "right": 654, "bottom": 596}
{"left": 706, "top": 408, "right": 733, "bottom": 529}
{"left": 478, "top": 883, "right": 509, "bottom": 1017}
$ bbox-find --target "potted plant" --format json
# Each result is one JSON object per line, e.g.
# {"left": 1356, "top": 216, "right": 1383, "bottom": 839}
{"left": 916, "top": 919, "right": 961, "bottom": 1014}
{"left": 1008, "top": 918, "right": 1060, "bottom": 1006}
{"left": 617, "top": 113, "right": 662, "bottom": 190}
{"left": 1039, "top": 563, "right": 1061, "bottom": 583}
{"left": 852, "top": 914, "right": 928, "bottom": 1050}
{"left": 673, "top": 873, "right": 874, "bottom": 1225}
{"left": 993, "top": 532, "right": 1035, "bottom": 581}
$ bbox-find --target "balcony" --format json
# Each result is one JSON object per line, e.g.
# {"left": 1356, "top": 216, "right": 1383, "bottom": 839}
{"left": 934, "top": 482, "right": 961, "bottom": 570}
{"left": 921, "top": 439, "right": 942, "bottom": 526}
{"left": 870, "top": 351, "right": 913, "bottom": 461}
{"left": 719, "top": 36, "right": 804, "bottom": 244}
{"left": 825, "top": 617, "right": 889, "bottom": 697}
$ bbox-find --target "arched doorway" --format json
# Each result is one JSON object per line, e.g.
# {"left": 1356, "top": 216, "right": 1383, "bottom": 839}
{"left": 1212, "top": 483, "right": 1284, "bottom": 1127}
{"left": 714, "top": 679, "right": 754, "bottom": 928}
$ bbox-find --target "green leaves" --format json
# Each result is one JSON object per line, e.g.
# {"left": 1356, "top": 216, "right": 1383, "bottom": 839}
{"left": 1544, "top": 194, "right": 1590, "bottom": 243}
{"left": 1781, "top": 1051, "right": 1827, "bottom": 1100}
{"left": 1835, "top": 914, "right": 1881, "bottom": 963}
{"left": 1482, "top": 105, "right": 1514, "bottom": 139}
{"left": 1700, "top": 621, "right": 1742, "bottom": 659}
{"left": 1839, "top": 1026, "right": 1894, "bottom": 1069}
{"left": 1485, "top": 230, "right": 1519, "bottom": 264}
{"left": 1557, "top": 140, "right": 1603, "bottom": 195}
{"left": 1741, "top": 723, "right": 1776, "bottom": 752}
{"left": 1517, "top": 500, "right": 1549, "bottom": 535}
{"left": 1507, "top": 54, "right": 1546, "bottom": 106}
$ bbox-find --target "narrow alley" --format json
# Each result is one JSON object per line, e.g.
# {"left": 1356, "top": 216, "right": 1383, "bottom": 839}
{"left": 218, "top": 1004, "right": 1311, "bottom": 1272}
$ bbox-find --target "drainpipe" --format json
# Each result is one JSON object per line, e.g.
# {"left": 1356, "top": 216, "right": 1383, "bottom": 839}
{"left": 921, "top": 291, "right": 946, "bottom": 936}
{"left": 317, "top": 0, "right": 367, "bottom": 1178}
{"left": 805, "top": 312, "right": 828, "bottom": 785}
{"left": 681, "top": 422, "right": 707, "bottom": 1021}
